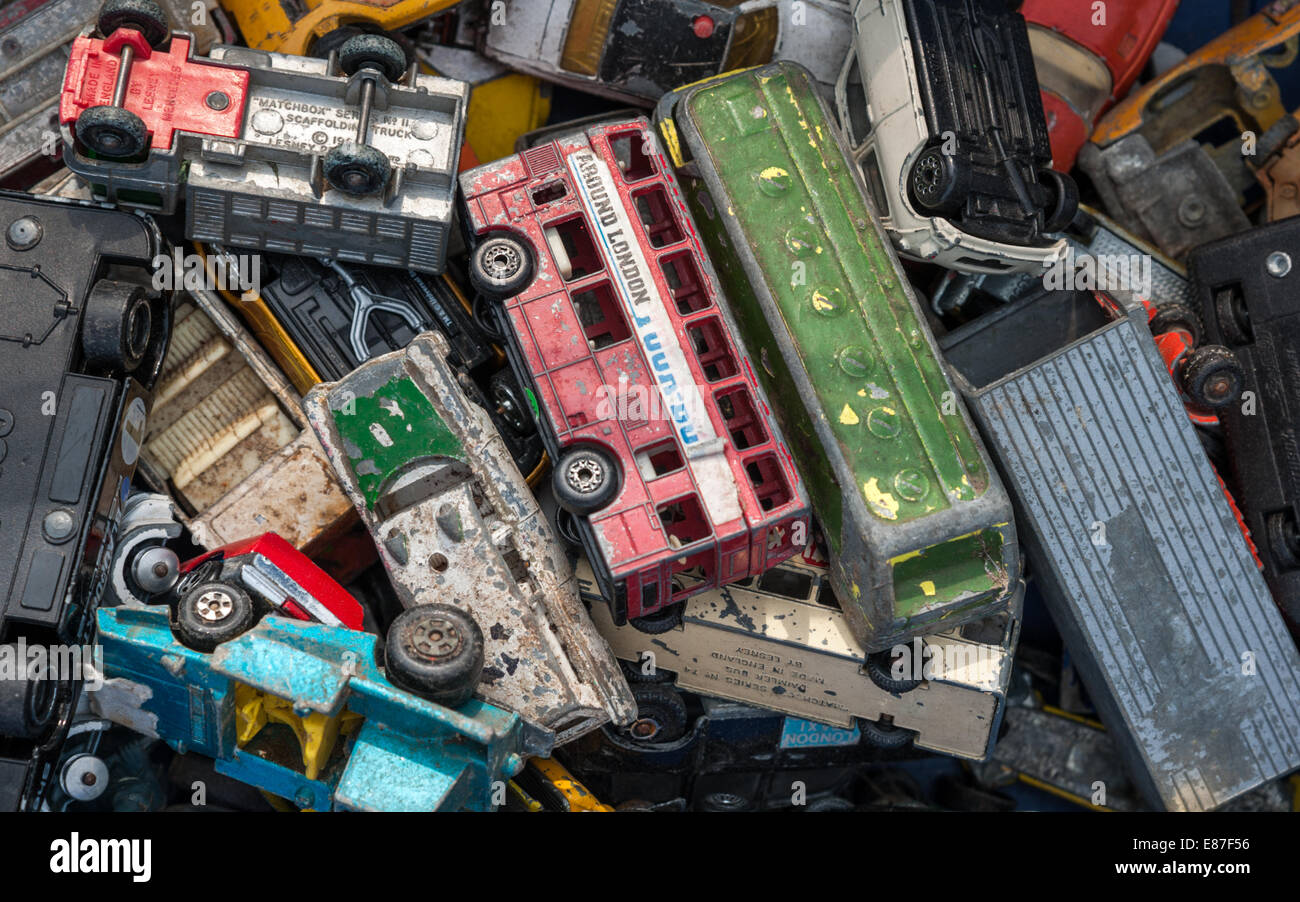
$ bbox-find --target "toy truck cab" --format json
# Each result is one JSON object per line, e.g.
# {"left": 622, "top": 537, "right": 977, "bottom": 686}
{"left": 835, "top": 0, "right": 1073, "bottom": 274}
{"left": 458, "top": 117, "right": 810, "bottom": 631}
{"left": 60, "top": 0, "right": 468, "bottom": 272}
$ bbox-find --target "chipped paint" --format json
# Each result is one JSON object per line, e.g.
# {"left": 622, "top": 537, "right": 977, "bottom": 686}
{"left": 863, "top": 477, "right": 899, "bottom": 520}
{"left": 305, "top": 332, "right": 636, "bottom": 743}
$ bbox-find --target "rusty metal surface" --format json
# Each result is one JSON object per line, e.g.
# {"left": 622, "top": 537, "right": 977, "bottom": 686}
{"left": 1078, "top": 134, "right": 1251, "bottom": 260}
{"left": 141, "top": 300, "right": 299, "bottom": 513}
{"left": 187, "top": 283, "right": 305, "bottom": 426}
{"left": 1256, "top": 125, "right": 1300, "bottom": 220}
{"left": 141, "top": 293, "right": 356, "bottom": 555}
{"left": 188, "top": 428, "right": 356, "bottom": 551}
{"left": 304, "top": 331, "right": 635, "bottom": 745}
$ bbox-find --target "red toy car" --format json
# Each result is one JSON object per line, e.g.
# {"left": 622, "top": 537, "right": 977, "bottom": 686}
{"left": 1022, "top": 0, "right": 1179, "bottom": 172}
{"left": 171, "top": 533, "right": 366, "bottom": 650}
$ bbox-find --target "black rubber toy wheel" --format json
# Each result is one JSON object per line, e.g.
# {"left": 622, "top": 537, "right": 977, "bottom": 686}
{"left": 1039, "top": 167, "right": 1079, "bottom": 233}
{"left": 1214, "top": 289, "right": 1253, "bottom": 346}
{"left": 337, "top": 33, "right": 408, "bottom": 82}
{"left": 1181, "top": 345, "right": 1244, "bottom": 409}
{"left": 698, "top": 791, "right": 753, "bottom": 812}
{"left": 470, "top": 234, "right": 535, "bottom": 299}
{"left": 174, "top": 581, "right": 256, "bottom": 652}
{"left": 859, "top": 716, "right": 916, "bottom": 750}
{"left": 625, "top": 684, "right": 687, "bottom": 744}
{"left": 76, "top": 105, "right": 149, "bottom": 159}
{"left": 1148, "top": 303, "right": 1201, "bottom": 344}
{"left": 384, "top": 604, "right": 485, "bottom": 708}
{"left": 1266, "top": 511, "right": 1300, "bottom": 569}
{"left": 908, "top": 145, "right": 969, "bottom": 215}
{"left": 324, "top": 141, "right": 391, "bottom": 196}
{"left": 490, "top": 370, "right": 533, "bottom": 435}
{"left": 553, "top": 508, "right": 584, "bottom": 549}
{"left": 864, "top": 648, "right": 922, "bottom": 694}
{"left": 81, "top": 279, "right": 154, "bottom": 374}
{"left": 619, "top": 657, "right": 674, "bottom": 684}
{"left": 628, "top": 603, "right": 683, "bottom": 636}
{"left": 552, "top": 446, "right": 619, "bottom": 515}
{"left": 98, "top": 0, "right": 170, "bottom": 46}
{"left": 0, "top": 644, "right": 58, "bottom": 739}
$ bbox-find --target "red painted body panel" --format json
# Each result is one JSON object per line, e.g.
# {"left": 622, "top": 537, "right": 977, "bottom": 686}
{"left": 61, "top": 34, "right": 248, "bottom": 151}
{"left": 461, "top": 119, "right": 807, "bottom": 617}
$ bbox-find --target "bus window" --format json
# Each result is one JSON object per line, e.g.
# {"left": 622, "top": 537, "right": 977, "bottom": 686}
{"left": 659, "top": 496, "right": 712, "bottom": 547}
{"left": 687, "top": 318, "right": 739, "bottom": 382}
{"left": 636, "top": 440, "right": 685, "bottom": 481}
{"left": 661, "top": 251, "right": 711, "bottom": 314}
{"left": 532, "top": 180, "right": 568, "bottom": 206}
{"left": 716, "top": 387, "right": 767, "bottom": 450}
{"left": 544, "top": 217, "right": 604, "bottom": 281}
{"left": 633, "top": 186, "right": 685, "bottom": 247}
{"left": 745, "top": 454, "right": 793, "bottom": 512}
{"left": 608, "top": 130, "right": 656, "bottom": 182}
{"left": 574, "top": 282, "right": 631, "bottom": 349}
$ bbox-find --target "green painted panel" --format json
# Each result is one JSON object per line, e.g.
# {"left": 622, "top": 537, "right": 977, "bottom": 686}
{"left": 329, "top": 374, "right": 464, "bottom": 510}
{"left": 683, "top": 67, "right": 989, "bottom": 530}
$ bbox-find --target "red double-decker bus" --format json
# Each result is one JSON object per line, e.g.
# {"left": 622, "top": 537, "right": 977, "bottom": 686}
{"left": 460, "top": 117, "right": 809, "bottom": 632}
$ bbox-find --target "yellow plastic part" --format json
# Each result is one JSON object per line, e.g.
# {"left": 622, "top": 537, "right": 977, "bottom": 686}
{"left": 194, "top": 243, "right": 322, "bottom": 394}
{"left": 234, "top": 682, "right": 269, "bottom": 744}
{"left": 464, "top": 73, "right": 551, "bottom": 164}
{"left": 559, "top": 0, "right": 616, "bottom": 76}
{"left": 233, "top": 683, "right": 363, "bottom": 781}
{"left": 221, "top": 0, "right": 463, "bottom": 55}
{"left": 530, "top": 757, "right": 613, "bottom": 812}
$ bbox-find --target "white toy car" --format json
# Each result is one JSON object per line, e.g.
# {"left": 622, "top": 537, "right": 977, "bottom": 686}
{"left": 834, "top": 0, "right": 1075, "bottom": 274}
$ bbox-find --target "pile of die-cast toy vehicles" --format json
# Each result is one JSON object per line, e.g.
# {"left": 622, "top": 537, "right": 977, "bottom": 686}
{"left": 3, "top": 0, "right": 1300, "bottom": 814}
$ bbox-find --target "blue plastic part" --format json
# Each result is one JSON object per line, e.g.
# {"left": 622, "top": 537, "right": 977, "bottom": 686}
{"left": 96, "top": 606, "right": 529, "bottom": 811}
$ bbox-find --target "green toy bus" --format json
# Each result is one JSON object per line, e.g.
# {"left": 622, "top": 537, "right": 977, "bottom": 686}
{"left": 654, "top": 62, "right": 1020, "bottom": 650}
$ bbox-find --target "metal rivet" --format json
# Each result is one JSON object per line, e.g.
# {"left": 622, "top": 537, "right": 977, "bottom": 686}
{"left": 1266, "top": 251, "right": 1291, "bottom": 278}
{"left": 205, "top": 91, "right": 229, "bottom": 111}
{"left": 43, "top": 509, "right": 75, "bottom": 542}
{"left": 6, "top": 216, "right": 42, "bottom": 250}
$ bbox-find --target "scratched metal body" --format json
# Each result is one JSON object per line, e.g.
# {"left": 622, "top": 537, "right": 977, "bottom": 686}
{"left": 941, "top": 288, "right": 1300, "bottom": 811}
{"left": 578, "top": 551, "right": 1021, "bottom": 761}
{"left": 61, "top": 38, "right": 468, "bottom": 272}
{"left": 304, "top": 331, "right": 636, "bottom": 745}
{"left": 657, "top": 63, "right": 1019, "bottom": 652}
{"left": 94, "top": 605, "right": 532, "bottom": 810}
